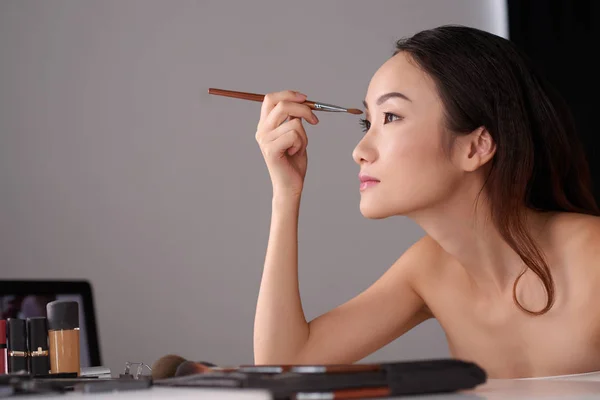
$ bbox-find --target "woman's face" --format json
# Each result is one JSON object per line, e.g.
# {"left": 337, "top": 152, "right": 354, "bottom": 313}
{"left": 352, "top": 51, "right": 464, "bottom": 219}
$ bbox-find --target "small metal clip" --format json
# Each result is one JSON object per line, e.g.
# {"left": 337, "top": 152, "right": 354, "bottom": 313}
{"left": 120, "top": 362, "right": 152, "bottom": 380}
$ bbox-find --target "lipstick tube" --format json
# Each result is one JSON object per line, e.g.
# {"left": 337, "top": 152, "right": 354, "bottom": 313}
{"left": 7, "top": 318, "right": 28, "bottom": 373}
{"left": 27, "top": 317, "right": 51, "bottom": 375}
{"left": 0, "top": 320, "right": 7, "bottom": 374}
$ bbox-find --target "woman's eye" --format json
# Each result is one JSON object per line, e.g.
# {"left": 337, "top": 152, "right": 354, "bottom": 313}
{"left": 384, "top": 112, "right": 402, "bottom": 124}
{"left": 359, "top": 113, "right": 401, "bottom": 133}
{"left": 359, "top": 118, "right": 371, "bottom": 133}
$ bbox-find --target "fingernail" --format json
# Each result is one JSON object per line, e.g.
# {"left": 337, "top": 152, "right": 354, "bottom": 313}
{"left": 312, "top": 114, "right": 319, "bottom": 123}
{"left": 296, "top": 92, "right": 307, "bottom": 99}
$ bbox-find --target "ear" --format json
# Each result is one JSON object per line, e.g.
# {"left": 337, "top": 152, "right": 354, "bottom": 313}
{"left": 454, "top": 127, "right": 496, "bottom": 172}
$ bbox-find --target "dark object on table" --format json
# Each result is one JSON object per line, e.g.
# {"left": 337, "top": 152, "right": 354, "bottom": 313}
{"left": 77, "top": 379, "right": 152, "bottom": 393}
{"left": 27, "top": 317, "right": 51, "bottom": 376}
{"left": 0, "top": 372, "right": 152, "bottom": 396}
{"left": 6, "top": 319, "right": 28, "bottom": 374}
{"left": 155, "top": 358, "right": 487, "bottom": 399}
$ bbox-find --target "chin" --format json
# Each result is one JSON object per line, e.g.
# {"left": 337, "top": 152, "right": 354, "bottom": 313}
{"left": 359, "top": 196, "right": 420, "bottom": 219}
{"left": 359, "top": 201, "right": 395, "bottom": 219}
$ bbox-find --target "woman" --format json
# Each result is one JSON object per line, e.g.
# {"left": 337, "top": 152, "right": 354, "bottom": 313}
{"left": 252, "top": 25, "right": 600, "bottom": 379}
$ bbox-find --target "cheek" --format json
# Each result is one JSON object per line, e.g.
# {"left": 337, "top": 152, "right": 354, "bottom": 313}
{"left": 380, "top": 126, "right": 459, "bottom": 205}
{"left": 382, "top": 127, "right": 446, "bottom": 177}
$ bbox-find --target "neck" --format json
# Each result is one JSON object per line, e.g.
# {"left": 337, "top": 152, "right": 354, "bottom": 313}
{"left": 408, "top": 179, "right": 547, "bottom": 295}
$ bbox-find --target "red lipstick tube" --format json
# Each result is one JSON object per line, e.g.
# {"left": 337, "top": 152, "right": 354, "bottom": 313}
{"left": 0, "top": 320, "right": 6, "bottom": 374}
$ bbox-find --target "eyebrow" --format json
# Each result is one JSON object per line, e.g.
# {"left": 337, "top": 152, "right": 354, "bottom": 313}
{"left": 362, "top": 92, "right": 412, "bottom": 109}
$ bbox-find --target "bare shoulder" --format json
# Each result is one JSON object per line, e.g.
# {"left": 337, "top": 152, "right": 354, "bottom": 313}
{"left": 362, "top": 234, "right": 441, "bottom": 298}
{"left": 545, "top": 212, "right": 600, "bottom": 249}
{"left": 546, "top": 211, "right": 600, "bottom": 235}
{"left": 388, "top": 234, "right": 452, "bottom": 300}
{"left": 391, "top": 234, "right": 446, "bottom": 276}
{"left": 544, "top": 211, "right": 600, "bottom": 273}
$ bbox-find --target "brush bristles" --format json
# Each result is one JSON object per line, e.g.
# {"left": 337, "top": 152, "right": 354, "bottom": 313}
{"left": 346, "top": 108, "right": 363, "bottom": 115}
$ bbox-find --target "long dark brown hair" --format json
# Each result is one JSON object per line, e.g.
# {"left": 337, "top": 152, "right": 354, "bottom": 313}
{"left": 394, "top": 25, "right": 599, "bottom": 315}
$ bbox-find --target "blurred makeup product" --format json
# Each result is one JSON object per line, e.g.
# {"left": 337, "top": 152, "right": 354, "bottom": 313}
{"left": 152, "top": 354, "right": 385, "bottom": 379}
{"left": 26, "top": 317, "right": 50, "bottom": 376}
{"left": 208, "top": 88, "right": 363, "bottom": 115}
{"left": 33, "top": 372, "right": 78, "bottom": 379}
{"left": 0, "top": 320, "right": 6, "bottom": 374}
{"left": 6, "top": 319, "right": 27, "bottom": 373}
{"left": 80, "top": 366, "right": 112, "bottom": 379}
{"left": 151, "top": 354, "right": 187, "bottom": 380}
{"left": 152, "top": 355, "right": 487, "bottom": 398}
{"left": 46, "top": 300, "right": 80, "bottom": 376}
{"left": 79, "top": 379, "right": 151, "bottom": 393}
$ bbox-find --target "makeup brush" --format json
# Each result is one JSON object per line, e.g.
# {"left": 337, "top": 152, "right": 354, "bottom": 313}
{"left": 151, "top": 355, "right": 228, "bottom": 380}
{"left": 294, "top": 386, "right": 391, "bottom": 400}
{"left": 151, "top": 354, "right": 187, "bottom": 380}
{"left": 151, "top": 354, "right": 385, "bottom": 379}
{"left": 208, "top": 88, "right": 363, "bottom": 115}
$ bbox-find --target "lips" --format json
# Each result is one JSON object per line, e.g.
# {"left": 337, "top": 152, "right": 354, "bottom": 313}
{"left": 359, "top": 173, "right": 380, "bottom": 191}
{"left": 359, "top": 174, "right": 380, "bottom": 183}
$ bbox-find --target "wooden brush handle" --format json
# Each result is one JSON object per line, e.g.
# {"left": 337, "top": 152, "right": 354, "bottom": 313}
{"left": 236, "top": 363, "right": 382, "bottom": 374}
{"left": 331, "top": 387, "right": 391, "bottom": 399}
{"left": 319, "top": 364, "right": 382, "bottom": 373}
{"left": 294, "top": 387, "right": 391, "bottom": 400}
{"left": 208, "top": 88, "right": 265, "bottom": 102}
{"left": 208, "top": 88, "right": 317, "bottom": 109}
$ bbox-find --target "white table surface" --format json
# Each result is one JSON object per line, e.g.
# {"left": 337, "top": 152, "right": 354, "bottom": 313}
{"left": 14, "top": 371, "right": 600, "bottom": 399}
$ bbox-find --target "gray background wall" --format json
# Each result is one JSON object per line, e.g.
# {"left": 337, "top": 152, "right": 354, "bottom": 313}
{"left": 0, "top": 0, "right": 507, "bottom": 374}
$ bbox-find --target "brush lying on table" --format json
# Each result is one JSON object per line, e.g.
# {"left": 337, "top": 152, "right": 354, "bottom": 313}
{"left": 151, "top": 354, "right": 487, "bottom": 400}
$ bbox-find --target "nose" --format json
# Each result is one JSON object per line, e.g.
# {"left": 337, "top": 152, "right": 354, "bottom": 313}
{"left": 352, "top": 134, "right": 377, "bottom": 165}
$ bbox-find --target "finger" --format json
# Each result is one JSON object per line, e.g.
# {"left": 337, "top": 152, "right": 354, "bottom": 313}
{"left": 262, "top": 117, "right": 308, "bottom": 153}
{"left": 256, "top": 107, "right": 309, "bottom": 143}
{"left": 262, "top": 101, "right": 318, "bottom": 132}
{"left": 260, "top": 90, "right": 307, "bottom": 123}
{"left": 287, "top": 117, "right": 308, "bottom": 154}
{"left": 265, "top": 129, "right": 303, "bottom": 158}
